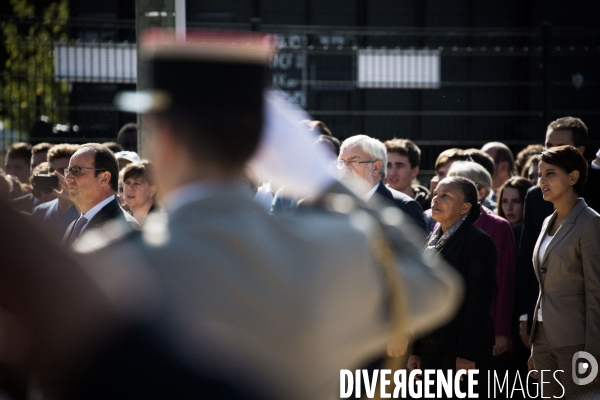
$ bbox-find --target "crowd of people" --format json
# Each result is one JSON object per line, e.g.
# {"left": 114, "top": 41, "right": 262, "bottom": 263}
{"left": 1, "top": 29, "right": 600, "bottom": 400}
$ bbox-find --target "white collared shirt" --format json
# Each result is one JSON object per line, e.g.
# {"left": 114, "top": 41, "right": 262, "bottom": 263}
{"left": 536, "top": 232, "right": 554, "bottom": 322}
{"left": 362, "top": 183, "right": 379, "bottom": 202}
{"left": 79, "top": 195, "right": 116, "bottom": 232}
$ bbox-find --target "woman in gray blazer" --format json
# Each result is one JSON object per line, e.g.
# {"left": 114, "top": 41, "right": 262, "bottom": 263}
{"left": 528, "top": 145, "right": 600, "bottom": 398}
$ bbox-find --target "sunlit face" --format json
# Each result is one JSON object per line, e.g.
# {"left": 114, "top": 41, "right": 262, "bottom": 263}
{"left": 124, "top": 175, "right": 156, "bottom": 209}
{"left": 4, "top": 157, "right": 30, "bottom": 183}
{"left": 65, "top": 149, "right": 109, "bottom": 210}
{"left": 538, "top": 161, "right": 578, "bottom": 203}
{"left": 386, "top": 152, "right": 418, "bottom": 193}
{"left": 430, "top": 180, "right": 471, "bottom": 229}
{"left": 338, "top": 143, "right": 382, "bottom": 191}
{"left": 501, "top": 187, "right": 523, "bottom": 226}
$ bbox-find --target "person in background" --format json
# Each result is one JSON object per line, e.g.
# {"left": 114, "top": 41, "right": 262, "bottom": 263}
{"left": 522, "top": 154, "right": 541, "bottom": 185}
{"left": 515, "top": 144, "right": 544, "bottom": 177}
{"left": 497, "top": 176, "right": 533, "bottom": 242}
{"left": 31, "top": 142, "right": 53, "bottom": 171}
{"left": 122, "top": 161, "right": 158, "bottom": 225}
{"left": 517, "top": 116, "right": 598, "bottom": 351}
{"left": 528, "top": 145, "right": 600, "bottom": 398}
{"left": 117, "top": 123, "right": 138, "bottom": 153}
{"left": 409, "top": 176, "right": 497, "bottom": 397}
{"left": 61, "top": 143, "right": 139, "bottom": 248}
{"left": 496, "top": 175, "right": 534, "bottom": 391}
{"left": 102, "top": 142, "right": 124, "bottom": 154}
{"left": 481, "top": 141, "right": 515, "bottom": 201}
{"left": 4, "top": 142, "right": 31, "bottom": 184}
{"left": 447, "top": 161, "right": 516, "bottom": 373}
{"left": 117, "top": 169, "right": 129, "bottom": 211}
{"left": 32, "top": 144, "right": 80, "bottom": 238}
{"left": 114, "top": 151, "right": 141, "bottom": 171}
{"left": 384, "top": 138, "right": 430, "bottom": 211}
{"left": 338, "top": 134, "right": 426, "bottom": 231}
{"left": 423, "top": 149, "right": 470, "bottom": 232}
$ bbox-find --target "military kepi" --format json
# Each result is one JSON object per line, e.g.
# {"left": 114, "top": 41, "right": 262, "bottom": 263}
{"left": 115, "top": 29, "right": 274, "bottom": 114}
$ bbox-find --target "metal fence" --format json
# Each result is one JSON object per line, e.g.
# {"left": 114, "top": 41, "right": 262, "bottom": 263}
{"left": 1, "top": 16, "right": 599, "bottom": 171}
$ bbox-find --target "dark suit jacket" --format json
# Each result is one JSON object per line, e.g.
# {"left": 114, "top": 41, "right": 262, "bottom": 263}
{"left": 62, "top": 197, "right": 139, "bottom": 247}
{"left": 515, "top": 185, "right": 554, "bottom": 333}
{"left": 368, "top": 182, "right": 426, "bottom": 231}
{"left": 418, "top": 220, "right": 497, "bottom": 362}
{"left": 581, "top": 162, "right": 600, "bottom": 213}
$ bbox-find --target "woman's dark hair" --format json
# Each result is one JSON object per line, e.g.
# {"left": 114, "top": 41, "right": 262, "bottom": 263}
{"left": 539, "top": 145, "right": 588, "bottom": 194}
{"left": 122, "top": 160, "right": 157, "bottom": 203}
{"left": 497, "top": 177, "right": 533, "bottom": 220}
{"left": 445, "top": 176, "right": 481, "bottom": 223}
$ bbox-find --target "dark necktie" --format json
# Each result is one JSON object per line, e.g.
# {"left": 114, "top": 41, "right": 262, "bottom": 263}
{"left": 66, "top": 216, "right": 88, "bottom": 248}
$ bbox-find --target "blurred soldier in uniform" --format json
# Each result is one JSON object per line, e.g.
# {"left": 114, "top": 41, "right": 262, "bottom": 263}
{"left": 2, "top": 30, "right": 463, "bottom": 400}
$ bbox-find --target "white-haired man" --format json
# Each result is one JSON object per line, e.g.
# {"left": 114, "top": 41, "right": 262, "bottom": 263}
{"left": 338, "top": 134, "right": 426, "bottom": 231}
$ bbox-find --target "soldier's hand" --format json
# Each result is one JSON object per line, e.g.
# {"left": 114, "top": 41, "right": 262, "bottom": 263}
{"left": 387, "top": 337, "right": 408, "bottom": 357}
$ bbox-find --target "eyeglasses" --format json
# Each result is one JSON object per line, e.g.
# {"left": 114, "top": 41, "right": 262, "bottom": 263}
{"left": 336, "top": 159, "right": 377, "bottom": 170}
{"left": 64, "top": 166, "right": 105, "bottom": 176}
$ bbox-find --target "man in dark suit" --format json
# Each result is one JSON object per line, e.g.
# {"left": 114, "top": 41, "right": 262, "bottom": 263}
{"left": 517, "top": 116, "right": 600, "bottom": 345}
{"left": 338, "top": 134, "right": 426, "bottom": 231}
{"left": 61, "top": 143, "right": 139, "bottom": 248}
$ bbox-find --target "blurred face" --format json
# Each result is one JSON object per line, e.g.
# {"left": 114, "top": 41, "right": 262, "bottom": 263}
{"left": 430, "top": 180, "right": 471, "bottom": 230}
{"left": 49, "top": 158, "right": 70, "bottom": 176}
{"left": 65, "top": 149, "right": 110, "bottom": 211}
{"left": 4, "top": 157, "right": 30, "bottom": 183}
{"left": 501, "top": 187, "right": 523, "bottom": 226}
{"left": 538, "top": 161, "right": 578, "bottom": 203}
{"left": 527, "top": 162, "right": 538, "bottom": 185}
{"left": 338, "top": 143, "right": 382, "bottom": 192}
{"left": 119, "top": 131, "right": 138, "bottom": 153}
{"left": 31, "top": 151, "right": 48, "bottom": 170}
{"left": 436, "top": 161, "right": 455, "bottom": 181}
{"left": 386, "top": 152, "right": 418, "bottom": 193}
{"left": 124, "top": 175, "right": 155, "bottom": 209}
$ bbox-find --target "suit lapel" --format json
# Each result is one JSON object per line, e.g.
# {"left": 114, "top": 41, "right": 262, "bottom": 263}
{"left": 86, "top": 197, "right": 119, "bottom": 229}
{"left": 539, "top": 200, "right": 586, "bottom": 268}
{"left": 533, "top": 214, "right": 554, "bottom": 283}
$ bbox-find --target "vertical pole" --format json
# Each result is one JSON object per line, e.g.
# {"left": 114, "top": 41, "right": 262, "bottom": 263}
{"left": 135, "top": 0, "right": 175, "bottom": 158}
{"left": 175, "top": 0, "right": 186, "bottom": 41}
{"left": 542, "top": 21, "right": 552, "bottom": 127}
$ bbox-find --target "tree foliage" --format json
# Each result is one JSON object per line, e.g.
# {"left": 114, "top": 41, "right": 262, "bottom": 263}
{"left": 1, "top": 0, "right": 69, "bottom": 140}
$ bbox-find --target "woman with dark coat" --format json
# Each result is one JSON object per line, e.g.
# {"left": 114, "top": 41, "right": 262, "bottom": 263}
{"left": 408, "top": 176, "right": 497, "bottom": 398}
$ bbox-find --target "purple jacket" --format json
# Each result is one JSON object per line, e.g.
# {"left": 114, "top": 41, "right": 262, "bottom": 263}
{"left": 475, "top": 208, "right": 516, "bottom": 337}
